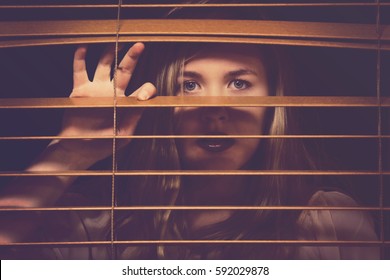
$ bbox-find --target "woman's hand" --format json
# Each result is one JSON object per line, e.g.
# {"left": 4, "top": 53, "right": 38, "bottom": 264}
{"left": 57, "top": 42, "right": 157, "bottom": 167}
{"left": 0, "top": 43, "right": 158, "bottom": 243}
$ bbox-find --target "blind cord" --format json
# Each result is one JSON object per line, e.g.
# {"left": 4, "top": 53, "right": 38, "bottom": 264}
{"left": 375, "top": 0, "right": 384, "bottom": 259}
{"left": 111, "top": 0, "right": 123, "bottom": 260}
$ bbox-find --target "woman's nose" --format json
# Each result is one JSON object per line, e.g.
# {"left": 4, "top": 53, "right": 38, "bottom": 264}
{"left": 200, "top": 107, "right": 229, "bottom": 122}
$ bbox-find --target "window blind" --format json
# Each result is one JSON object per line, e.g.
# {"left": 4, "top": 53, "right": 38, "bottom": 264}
{"left": 0, "top": 0, "right": 388, "bottom": 259}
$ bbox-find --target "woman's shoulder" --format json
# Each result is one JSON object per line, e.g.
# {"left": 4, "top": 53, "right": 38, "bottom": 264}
{"left": 306, "top": 190, "right": 358, "bottom": 207}
{"left": 296, "top": 190, "right": 380, "bottom": 259}
{"left": 298, "top": 190, "right": 378, "bottom": 241}
{"left": 36, "top": 191, "right": 111, "bottom": 259}
{"left": 298, "top": 190, "right": 368, "bottom": 240}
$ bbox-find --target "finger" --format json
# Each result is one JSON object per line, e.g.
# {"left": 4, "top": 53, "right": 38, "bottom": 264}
{"left": 129, "top": 82, "right": 157, "bottom": 101}
{"left": 116, "top": 42, "right": 145, "bottom": 92}
{"left": 117, "top": 84, "right": 156, "bottom": 137}
{"left": 73, "top": 45, "right": 89, "bottom": 88}
{"left": 94, "top": 45, "right": 115, "bottom": 81}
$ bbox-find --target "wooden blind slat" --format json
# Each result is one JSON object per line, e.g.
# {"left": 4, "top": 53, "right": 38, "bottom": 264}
{"left": 0, "top": 170, "right": 387, "bottom": 177}
{"left": 2, "top": 35, "right": 388, "bottom": 50}
{"left": 1, "top": 3, "right": 390, "bottom": 9}
{"left": 0, "top": 206, "right": 388, "bottom": 212}
{"left": 1, "top": 240, "right": 385, "bottom": 247}
{"left": 1, "top": 20, "right": 388, "bottom": 41}
{"left": 1, "top": 135, "right": 387, "bottom": 140}
{"left": 0, "top": 96, "right": 389, "bottom": 109}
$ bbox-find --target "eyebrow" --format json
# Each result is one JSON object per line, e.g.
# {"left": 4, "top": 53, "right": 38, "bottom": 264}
{"left": 182, "top": 69, "right": 258, "bottom": 80}
{"left": 226, "top": 69, "right": 258, "bottom": 78}
{"left": 182, "top": 71, "right": 202, "bottom": 79}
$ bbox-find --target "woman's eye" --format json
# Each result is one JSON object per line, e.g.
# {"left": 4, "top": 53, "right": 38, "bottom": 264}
{"left": 183, "top": 81, "right": 199, "bottom": 92}
{"left": 229, "top": 79, "right": 249, "bottom": 90}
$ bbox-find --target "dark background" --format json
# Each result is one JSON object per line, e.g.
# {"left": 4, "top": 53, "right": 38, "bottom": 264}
{"left": 0, "top": 0, "right": 389, "bottom": 258}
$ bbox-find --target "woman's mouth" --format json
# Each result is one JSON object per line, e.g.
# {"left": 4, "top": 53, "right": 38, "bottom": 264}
{"left": 196, "top": 137, "right": 235, "bottom": 153}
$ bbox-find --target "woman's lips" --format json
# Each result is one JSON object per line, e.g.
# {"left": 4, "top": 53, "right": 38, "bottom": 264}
{"left": 196, "top": 137, "right": 235, "bottom": 153}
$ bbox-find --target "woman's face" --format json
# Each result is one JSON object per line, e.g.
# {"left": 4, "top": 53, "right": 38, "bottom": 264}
{"left": 174, "top": 44, "right": 269, "bottom": 170}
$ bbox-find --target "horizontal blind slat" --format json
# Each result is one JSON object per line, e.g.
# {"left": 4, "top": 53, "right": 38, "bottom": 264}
{"left": 0, "top": 206, "right": 388, "bottom": 212}
{"left": 1, "top": 135, "right": 387, "bottom": 140}
{"left": 1, "top": 20, "right": 388, "bottom": 41}
{"left": 2, "top": 3, "right": 390, "bottom": 9}
{"left": 3, "top": 36, "right": 389, "bottom": 50}
{"left": 0, "top": 170, "right": 387, "bottom": 177}
{"left": 1, "top": 96, "right": 388, "bottom": 108}
{"left": 2, "top": 36, "right": 388, "bottom": 50}
{"left": 0, "top": 240, "right": 385, "bottom": 247}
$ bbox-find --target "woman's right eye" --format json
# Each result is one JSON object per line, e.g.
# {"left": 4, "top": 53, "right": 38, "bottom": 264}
{"left": 183, "top": 81, "right": 199, "bottom": 92}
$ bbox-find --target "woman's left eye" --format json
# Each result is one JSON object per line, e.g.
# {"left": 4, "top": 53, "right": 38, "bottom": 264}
{"left": 229, "top": 79, "right": 249, "bottom": 90}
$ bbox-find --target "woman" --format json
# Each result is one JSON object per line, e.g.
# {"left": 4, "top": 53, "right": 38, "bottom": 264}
{"left": 0, "top": 39, "right": 379, "bottom": 259}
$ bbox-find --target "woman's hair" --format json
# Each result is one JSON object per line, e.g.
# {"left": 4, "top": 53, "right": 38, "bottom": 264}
{"left": 113, "top": 0, "right": 320, "bottom": 259}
